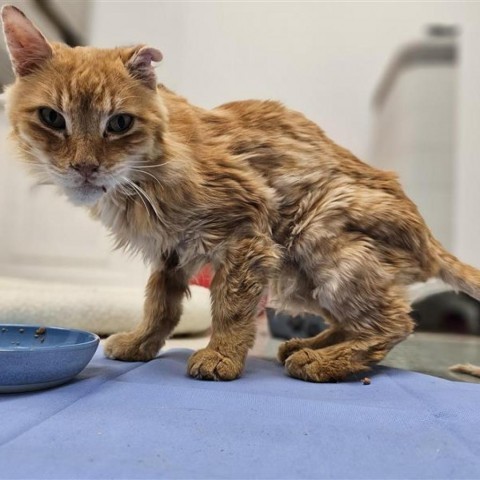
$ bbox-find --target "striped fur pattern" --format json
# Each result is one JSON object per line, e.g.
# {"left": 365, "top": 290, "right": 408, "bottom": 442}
{"left": 3, "top": 5, "right": 480, "bottom": 382}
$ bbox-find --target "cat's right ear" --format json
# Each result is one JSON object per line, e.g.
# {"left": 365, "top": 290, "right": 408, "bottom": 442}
{"left": 1, "top": 5, "right": 53, "bottom": 77}
{"left": 125, "top": 46, "right": 163, "bottom": 90}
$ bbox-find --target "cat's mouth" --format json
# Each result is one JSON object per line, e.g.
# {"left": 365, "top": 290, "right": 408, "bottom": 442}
{"left": 63, "top": 182, "right": 107, "bottom": 206}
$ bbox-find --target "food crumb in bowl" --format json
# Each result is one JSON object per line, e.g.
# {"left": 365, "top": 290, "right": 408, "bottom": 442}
{"left": 19, "top": 328, "right": 24, "bottom": 333}
{"left": 1, "top": 328, "right": 7, "bottom": 333}
{"left": 361, "top": 377, "right": 371, "bottom": 385}
{"left": 35, "top": 327, "right": 46, "bottom": 335}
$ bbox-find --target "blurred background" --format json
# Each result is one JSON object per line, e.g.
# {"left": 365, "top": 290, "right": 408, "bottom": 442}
{"left": 1, "top": 1, "right": 480, "bottom": 380}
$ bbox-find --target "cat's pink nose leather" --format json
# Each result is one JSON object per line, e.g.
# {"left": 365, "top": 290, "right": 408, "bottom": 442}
{"left": 71, "top": 163, "right": 99, "bottom": 178}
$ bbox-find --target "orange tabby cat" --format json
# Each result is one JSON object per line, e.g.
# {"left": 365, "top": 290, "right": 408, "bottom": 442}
{"left": 2, "top": 5, "right": 479, "bottom": 382}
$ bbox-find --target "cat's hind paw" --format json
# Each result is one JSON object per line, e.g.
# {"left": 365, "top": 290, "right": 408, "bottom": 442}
{"left": 277, "top": 338, "right": 306, "bottom": 364}
{"left": 285, "top": 348, "right": 348, "bottom": 382}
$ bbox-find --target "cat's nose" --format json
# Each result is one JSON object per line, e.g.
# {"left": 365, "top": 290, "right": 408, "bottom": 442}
{"left": 71, "top": 162, "right": 99, "bottom": 178}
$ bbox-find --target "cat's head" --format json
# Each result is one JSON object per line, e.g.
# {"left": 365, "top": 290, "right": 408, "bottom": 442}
{"left": 1, "top": 5, "right": 166, "bottom": 206}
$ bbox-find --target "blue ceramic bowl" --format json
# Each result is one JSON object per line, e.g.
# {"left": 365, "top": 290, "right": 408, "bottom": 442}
{"left": 0, "top": 324, "right": 99, "bottom": 393}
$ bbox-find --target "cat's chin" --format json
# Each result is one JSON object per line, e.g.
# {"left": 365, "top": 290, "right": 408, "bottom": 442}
{"left": 63, "top": 184, "right": 106, "bottom": 206}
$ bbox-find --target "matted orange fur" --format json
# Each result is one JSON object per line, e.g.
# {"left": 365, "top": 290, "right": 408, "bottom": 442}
{"left": 2, "top": 5, "right": 479, "bottom": 382}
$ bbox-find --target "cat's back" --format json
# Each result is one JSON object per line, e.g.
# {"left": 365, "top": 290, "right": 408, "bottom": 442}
{"left": 173, "top": 92, "right": 405, "bottom": 202}
{"left": 214, "top": 99, "right": 326, "bottom": 141}
{"left": 211, "top": 99, "right": 403, "bottom": 195}
{"left": 214, "top": 99, "right": 294, "bottom": 125}
{"left": 204, "top": 98, "right": 337, "bottom": 178}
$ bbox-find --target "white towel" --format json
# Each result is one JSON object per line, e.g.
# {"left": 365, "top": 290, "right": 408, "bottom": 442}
{"left": 0, "top": 276, "right": 211, "bottom": 336}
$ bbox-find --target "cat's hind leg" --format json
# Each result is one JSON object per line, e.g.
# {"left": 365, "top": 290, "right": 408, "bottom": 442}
{"left": 283, "top": 228, "right": 415, "bottom": 382}
{"left": 284, "top": 286, "right": 414, "bottom": 382}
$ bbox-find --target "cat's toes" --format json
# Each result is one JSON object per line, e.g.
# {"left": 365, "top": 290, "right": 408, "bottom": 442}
{"left": 277, "top": 338, "right": 306, "bottom": 364}
{"left": 104, "top": 332, "right": 161, "bottom": 362}
{"left": 285, "top": 348, "right": 340, "bottom": 382}
{"left": 187, "top": 348, "right": 244, "bottom": 381}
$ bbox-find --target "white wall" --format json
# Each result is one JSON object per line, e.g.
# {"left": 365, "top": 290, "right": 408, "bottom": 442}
{"left": 90, "top": 1, "right": 474, "bottom": 160}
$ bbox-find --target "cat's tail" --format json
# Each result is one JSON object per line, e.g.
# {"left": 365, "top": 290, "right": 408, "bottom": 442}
{"left": 433, "top": 239, "right": 480, "bottom": 301}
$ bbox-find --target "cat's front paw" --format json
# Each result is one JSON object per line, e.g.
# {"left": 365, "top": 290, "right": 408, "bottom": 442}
{"left": 104, "top": 332, "right": 161, "bottom": 362}
{"left": 187, "top": 348, "right": 244, "bottom": 381}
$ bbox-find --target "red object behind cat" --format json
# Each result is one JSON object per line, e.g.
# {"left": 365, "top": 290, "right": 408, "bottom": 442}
{"left": 190, "top": 265, "right": 267, "bottom": 314}
{"left": 190, "top": 265, "right": 213, "bottom": 289}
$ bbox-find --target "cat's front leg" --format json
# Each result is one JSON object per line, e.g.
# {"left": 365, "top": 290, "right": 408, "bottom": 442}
{"left": 104, "top": 267, "right": 189, "bottom": 362}
{"left": 188, "top": 236, "right": 279, "bottom": 380}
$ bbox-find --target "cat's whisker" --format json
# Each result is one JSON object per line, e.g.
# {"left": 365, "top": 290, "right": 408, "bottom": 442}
{"left": 131, "top": 188, "right": 157, "bottom": 220}
{"left": 45, "top": 169, "right": 67, "bottom": 181}
{"left": 128, "top": 182, "right": 160, "bottom": 217}
{"left": 20, "top": 162, "right": 58, "bottom": 182}
{"left": 32, "top": 180, "right": 55, "bottom": 187}
{"left": 50, "top": 167, "right": 66, "bottom": 175}
{"left": 117, "top": 184, "right": 133, "bottom": 197}
{"left": 130, "top": 161, "right": 170, "bottom": 169}
{"left": 129, "top": 168, "right": 163, "bottom": 187}
{"left": 132, "top": 158, "right": 170, "bottom": 166}
{"left": 118, "top": 178, "right": 144, "bottom": 203}
{"left": 17, "top": 158, "right": 40, "bottom": 165}
{"left": 116, "top": 182, "right": 146, "bottom": 212}
{"left": 121, "top": 176, "right": 162, "bottom": 221}
{"left": 44, "top": 167, "right": 62, "bottom": 175}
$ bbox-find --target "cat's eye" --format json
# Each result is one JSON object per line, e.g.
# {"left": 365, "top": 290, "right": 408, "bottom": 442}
{"left": 38, "top": 107, "right": 66, "bottom": 130}
{"left": 106, "top": 114, "right": 133, "bottom": 134}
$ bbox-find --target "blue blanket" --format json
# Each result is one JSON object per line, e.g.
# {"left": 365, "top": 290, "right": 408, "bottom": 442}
{"left": 1, "top": 346, "right": 479, "bottom": 479}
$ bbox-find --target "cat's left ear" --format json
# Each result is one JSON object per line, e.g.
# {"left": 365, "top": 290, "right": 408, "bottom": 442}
{"left": 1, "top": 5, "right": 53, "bottom": 77}
{"left": 126, "top": 46, "right": 163, "bottom": 90}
